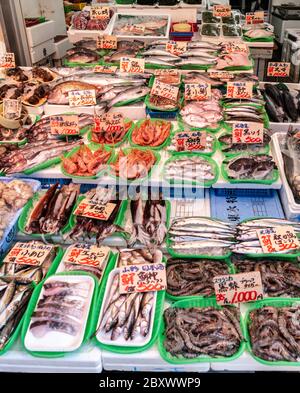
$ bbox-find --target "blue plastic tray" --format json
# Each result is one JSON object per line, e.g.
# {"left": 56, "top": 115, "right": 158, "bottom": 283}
{"left": 210, "top": 189, "right": 285, "bottom": 223}
{"left": 146, "top": 108, "right": 178, "bottom": 120}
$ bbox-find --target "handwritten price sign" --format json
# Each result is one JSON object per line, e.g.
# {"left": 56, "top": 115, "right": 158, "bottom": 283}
{"left": 120, "top": 57, "right": 145, "bottom": 74}
{"left": 267, "top": 62, "right": 290, "bottom": 78}
{"left": 258, "top": 226, "right": 300, "bottom": 254}
{"left": 166, "top": 41, "right": 187, "bottom": 56}
{"left": 185, "top": 83, "right": 211, "bottom": 101}
{"left": 0, "top": 53, "right": 15, "bottom": 68}
{"left": 94, "top": 112, "right": 124, "bottom": 134}
{"left": 75, "top": 198, "right": 116, "bottom": 221}
{"left": 4, "top": 242, "right": 54, "bottom": 267}
{"left": 50, "top": 115, "right": 79, "bottom": 135}
{"left": 246, "top": 11, "right": 264, "bottom": 24}
{"left": 227, "top": 81, "right": 253, "bottom": 99}
{"left": 90, "top": 6, "right": 110, "bottom": 20}
{"left": 97, "top": 35, "right": 117, "bottom": 50}
{"left": 119, "top": 263, "right": 166, "bottom": 294}
{"left": 68, "top": 90, "right": 96, "bottom": 107}
{"left": 213, "top": 5, "right": 231, "bottom": 17}
{"left": 209, "top": 71, "right": 234, "bottom": 80}
{"left": 175, "top": 131, "right": 207, "bottom": 152}
{"left": 3, "top": 98, "right": 22, "bottom": 120}
{"left": 213, "top": 272, "right": 264, "bottom": 305}
{"left": 94, "top": 65, "right": 117, "bottom": 74}
{"left": 223, "top": 43, "right": 249, "bottom": 54}
{"left": 232, "top": 122, "right": 264, "bottom": 144}
{"left": 63, "top": 244, "right": 110, "bottom": 269}
{"left": 151, "top": 79, "right": 179, "bottom": 102}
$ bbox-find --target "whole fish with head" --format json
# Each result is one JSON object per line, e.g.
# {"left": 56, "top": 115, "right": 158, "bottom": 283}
{"left": 48, "top": 81, "right": 100, "bottom": 105}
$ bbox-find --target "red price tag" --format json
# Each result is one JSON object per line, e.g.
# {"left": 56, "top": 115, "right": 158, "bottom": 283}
{"left": 257, "top": 226, "right": 300, "bottom": 254}
{"left": 94, "top": 112, "right": 124, "bottom": 134}
{"left": 90, "top": 6, "right": 110, "bottom": 20}
{"left": 166, "top": 41, "right": 187, "bottom": 56}
{"left": 213, "top": 5, "right": 231, "bottom": 17}
{"left": 68, "top": 90, "right": 96, "bottom": 107}
{"left": 232, "top": 122, "right": 264, "bottom": 144}
{"left": 50, "top": 114, "right": 79, "bottom": 135}
{"left": 63, "top": 244, "right": 110, "bottom": 268}
{"left": 4, "top": 242, "right": 54, "bottom": 267}
{"left": 246, "top": 11, "right": 264, "bottom": 24}
{"left": 74, "top": 199, "right": 117, "bottom": 221}
{"left": 267, "top": 62, "right": 290, "bottom": 78}
{"left": 0, "top": 53, "right": 15, "bottom": 68}
{"left": 175, "top": 131, "right": 207, "bottom": 152}
{"left": 97, "top": 35, "right": 117, "bottom": 50}
{"left": 120, "top": 57, "right": 145, "bottom": 74}
{"left": 226, "top": 81, "right": 253, "bottom": 99}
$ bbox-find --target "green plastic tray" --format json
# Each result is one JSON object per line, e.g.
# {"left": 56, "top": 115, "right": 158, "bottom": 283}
{"left": 221, "top": 155, "right": 279, "bottom": 185}
{"left": 61, "top": 143, "right": 114, "bottom": 180}
{"left": 129, "top": 119, "right": 173, "bottom": 150}
{"left": 21, "top": 271, "right": 98, "bottom": 358}
{"left": 158, "top": 297, "right": 246, "bottom": 364}
{"left": 87, "top": 118, "right": 134, "bottom": 148}
{"left": 243, "top": 298, "right": 300, "bottom": 367}
{"left": 165, "top": 257, "right": 235, "bottom": 302}
{"left": 169, "top": 128, "right": 218, "bottom": 156}
{"left": 94, "top": 266, "right": 165, "bottom": 354}
{"left": 243, "top": 36, "right": 274, "bottom": 43}
{"left": 218, "top": 131, "right": 270, "bottom": 157}
{"left": 163, "top": 152, "right": 219, "bottom": 187}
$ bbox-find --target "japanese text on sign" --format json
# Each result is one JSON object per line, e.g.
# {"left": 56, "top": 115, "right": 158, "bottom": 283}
{"left": 124, "top": 24, "right": 145, "bottom": 35}
{"left": 50, "top": 115, "right": 79, "bottom": 135}
{"left": 185, "top": 83, "right": 211, "bottom": 101}
{"left": 213, "top": 271, "right": 264, "bottom": 305}
{"left": 68, "top": 90, "right": 96, "bottom": 107}
{"left": 0, "top": 53, "right": 15, "bottom": 68}
{"left": 63, "top": 244, "right": 110, "bottom": 269}
{"left": 223, "top": 43, "right": 249, "bottom": 54}
{"left": 151, "top": 79, "right": 179, "bottom": 102}
{"left": 166, "top": 41, "right": 187, "bottom": 56}
{"left": 154, "top": 69, "right": 180, "bottom": 77}
{"left": 213, "top": 5, "right": 232, "bottom": 17}
{"left": 94, "top": 65, "right": 118, "bottom": 74}
{"left": 3, "top": 98, "right": 22, "bottom": 120}
{"left": 90, "top": 6, "right": 110, "bottom": 20}
{"left": 4, "top": 242, "right": 54, "bottom": 267}
{"left": 232, "top": 122, "right": 264, "bottom": 144}
{"left": 119, "top": 263, "right": 166, "bottom": 294}
{"left": 246, "top": 11, "right": 264, "bottom": 24}
{"left": 94, "top": 112, "right": 124, "bottom": 134}
{"left": 209, "top": 71, "right": 234, "bottom": 80}
{"left": 97, "top": 35, "right": 117, "bottom": 50}
{"left": 175, "top": 131, "right": 207, "bottom": 152}
{"left": 227, "top": 81, "right": 253, "bottom": 99}
{"left": 267, "top": 62, "right": 290, "bottom": 78}
{"left": 120, "top": 57, "right": 145, "bottom": 74}
{"left": 74, "top": 198, "right": 116, "bottom": 221}
{"left": 257, "top": 226, "right": 300, "bottom": 254}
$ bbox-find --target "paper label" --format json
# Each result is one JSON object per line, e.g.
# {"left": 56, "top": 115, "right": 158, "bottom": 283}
{"left": 267, "top": 62, "right": 290, "bottom": 78}
{"left": 151, "top": 79, "right": 179, "bottom": 102}
{"left": 175, "top": 130, "right": 207, "bottom": 152}
{"left": 94, "top": 112, "right": 124, "bottom": 134}
{"left": 0, "top": 53, "right": 15, "bottom": 68}
{"left": 232, "top": 122, "right": 264, "bottom": 144}
{"left": 223, "top": 42, "right": 249, "bottom": 54}
{"left": 94, "top": 65, "right": 117, "bottom": 74}
{"left": 3, "top": 98, "right": 22, "bottom": 120}
{"left": 120, "top": 57, "right": 145, "bottom": 74}
{"left": 4, "top": 242, "right": 54, "bottom": 267}
{"left": 166, "top": 41, "right": 187, "bottom": 56}
{"left": 119, "top": 263, "right": 166, "bottom": 294}
{"left": 90, "top": 6, "right": 110, "bottom": 20}
{"left": 50, "top": 114, "right": 79, "bottom": 135}
{"left": 97, "top": 35, "right": 117, "bottom": 50}
{"left": 257, "top": 226, "right": 300, "bottom": 254}
{"left": 246, "top": 11, "right": 264, "bottom": 24}
{"left": 68, "top": 90, "right": 96, "bottom": 107}
{"left": 154, "top": 69, "right": 180, "bottom": 77}
{"left": 184, "top": 83, "right": 211, "bottom": 101}
{"left": 124, "top": 24, "right": 145, "bottom": 35}
{"left": 63, "top": 244, "right": 110, "bottom": 268}
{"left": 213, "top": 272, "right": 264, "bottom": 305}
{"left": 209, "top": 71, "right": 234, "bottom": 80}
{"left": 213, "top": 5, "right": 231, "bottom": 17}
{"left": 74, "top": 198, "right": 116, "bottom": 221}
{"left": 226, "top": 81, "right": 253, "bottom": 99}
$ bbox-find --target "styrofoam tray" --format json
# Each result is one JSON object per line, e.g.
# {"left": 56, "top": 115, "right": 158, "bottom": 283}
{"left": 24, "top": 274, "right": 95, "bottom": 353}
{"left": 96, "top": 268, "right": 157, "bottom": 347}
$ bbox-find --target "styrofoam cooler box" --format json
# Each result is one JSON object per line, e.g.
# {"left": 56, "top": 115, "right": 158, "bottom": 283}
{"left": 30, "top": 40, "right": 56, "bottom": 63}
{"left": 26, "top": 20, "right": 56, "bottom": 48}
{"left": 272, "top": 133, "right": 300, "bottom": 221}
{"left": 52, "top": 37, "right": 73, "bottom": 60}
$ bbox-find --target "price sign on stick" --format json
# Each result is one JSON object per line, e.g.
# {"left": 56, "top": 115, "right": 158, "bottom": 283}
{"left": 267, "top": 62, "right": 290, "bottom": 78}
{"left": 166, "top": 41, "right": 187, "bottom": 56}
{"left": 119, "top": 263, "right": 166, "bottom": 294}
{"left": 94, "top": 65, "right": 118, "bottom": 74}
{"left": 258, "top": 226, "right": 300, "bottom": 254}
{"left": 94, "top": 112, "right": 124, "bottom": 134}
{"left": 232, "top": 122, "right": 264, "bottom": 144}
{"left": 185, "top": 83, "right": 211, "bottom": 101}
{"left": 97, "top": 35, "right": 117, "bottom": 50}
{"left": 226, "top": 81, "right": 253, "bottom": 99}
{"left": 3, "top": 98, "right": 22, "bottom": 120}
{"left": 223, "top": 43, "right": 249, "bottom": 54}
{"left": 209, "top": 71, "right": 234, "bottom": 80}
{"left": 175, "top": 130, "right": 207, "bottom": 152}
{"left": 91, "top": 6, "right": 110, "bottom": 20}
{"left": 74, "top": 198, "right": 117, "bottom": 221}
{"left": 120, "top": 57, "right": 145, "bottom": 74}
{"left": 0, "top": 53, "right": 15, "bottom": 68}
{"left": 151, "top": 79, "right": 179, "bottom": 102}
{"left": 213, "top": 5, "right": 231, "bottom": 17}
{"left": 213, "top": 271, "right": 264, "bottom": 305}
{"left": 63, "top": 244, "right": 110, "bottom": 269}
{"left": 246, "top": 11, "right": 264, "bottom": 24}
{"left": 50, "top": 115, "right": 79, "bottom": 135}
{"left": 68, "top": 90, "right": 96, "bottom": 107}
{"left": 4, "top": 242, "right": 54, "bottom": 267}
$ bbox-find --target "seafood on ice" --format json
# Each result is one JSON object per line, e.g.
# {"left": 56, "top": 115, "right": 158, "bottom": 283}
{"left": 62, "top": 145, "right": 112, "bottom": 177}
{"left": 180, "top": 96, "right": 223, "bottom": 129}
{"left": 128, "top": 194, "right": 167, "bottom": 247}
{"left": 233, "top": 256, "right": 300, "bottom": 298}
{"left": 224, "top": 155, "right": 277, "bottom": 181}
{"left": 216, "top": 53, "right": 252, "bottom": 70}
{"left": 282, "top": 127, "right": 300, "bottom": 203}
{"left": 91, "top": 119, "right": 133, "bottom": 146}
{"left": 163, "top": 305, "right": 244, "bottom": 359}
{"left": 248, "top": 305, "right": 300, "bottom": 362}
{"left": 117, "top": 248, "right": 163, "bottom": 267}
{"left": 164, "top": 155, "right": 217, "bottom": 184}
{"left": 96, "top": 270, "right": 155, "bottom": 342}
{"left": 166, "top": 258, "right": 230, "bottom": 298}
{"left": 111, "top": 149, "right": 157, "bottom": 180}
{"left": 131, "top": 119, "right": 171, "bottom": 147}
{"left": 113, "top": 15, "right": 168, "bottom": 37}
{"left": 167, "top": 217, "right": 235, "bottom": 257}
{"left": 24, "top": 183, "right": 80, "bottom": 235}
